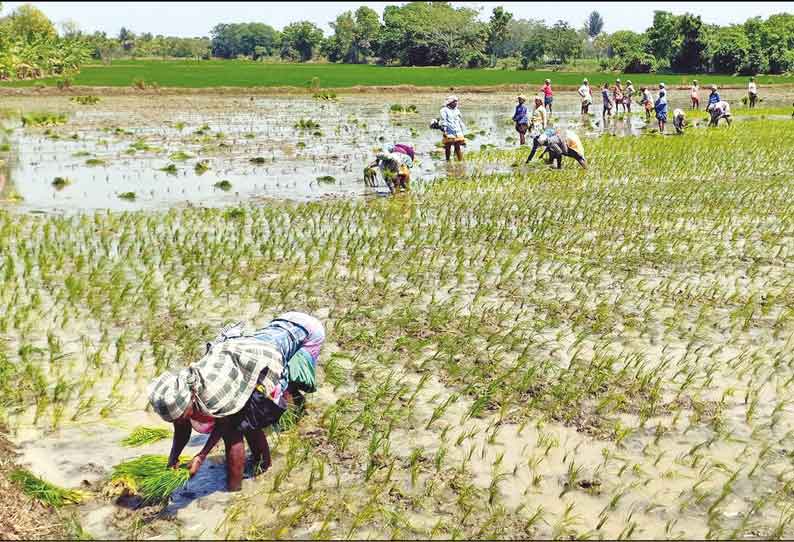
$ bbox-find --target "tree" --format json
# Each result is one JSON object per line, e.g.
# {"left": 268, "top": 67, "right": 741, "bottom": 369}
{"left": 280, "top": 21, "right": 324, "bottom": 62}
{"left": 59, "top": 19, "right": 81, "bottom": 39}
{"left": 645, "top": 11, "right": 680, "bottom": 64}
{"left": 210, "top": 23, "right": 279, "bottom": 59}
{"left": 326, "top": 11, "right": 356, "bottom": 63}
{"left": 1, "top": 4, "right": 57, "bottom": 42}
{"left": 672, "top": 13, "right": 707, "bottom": 71}
{"left": 520, "top": 28, "right": 547, "bottom": 68}
{"left": 353, "top": 6, "right": 380, "bottom": 62}
{"left": 707, "top": 25, "right": 749, "bottom": 73}
{"left": 118, "top": 27, "right": 135, "bottom": 52}
{"left": 486, "top": 6, "right": 513, "bottom": 63}
{"left": 547, "top": 20, "right": 581, "bottom": 63}
{"left": 585, "top": 11, "right": 604, "bottom": 39}
{"left": 499, "top": 18, "right": 545, "bottom": 58}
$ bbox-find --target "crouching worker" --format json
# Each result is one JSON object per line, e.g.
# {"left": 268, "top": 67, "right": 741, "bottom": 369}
{"left": 673, "top": 109, "right": 686, "bottom": 134}
{"left": 525, "top": 129, "right": 587, "bottom": 170}
{"left": 708, "top": 101, "right": 732, "bottom": 127}
{"left": 366, "top": 144, "right": 414, "bottom": 193}
{"left": 148, "top": 312, "right": 325, "bottom": 492}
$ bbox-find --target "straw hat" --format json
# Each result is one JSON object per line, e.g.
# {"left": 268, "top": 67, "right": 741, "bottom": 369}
{"left": 534, "top": 95, "right": 543, "bottom": 103}
{"left": 517, "top": 94, "right": 527, "bottom": 102}
{"left": 626, "top": 80, "right": 632, "bottom": 85}
{"left": 659, "top": 82, "right": 666, "bottom": 88}
{"left": 544, "top": 78, "right": 551, "bottom": 84}
{"left": 445, "top": 95, "right": 459, "bottom": 105}
{"left": 710, "top": 84, "right": 717, "bottom": 90}
{"left": 582, "top": 78, "right": 588, "bottom": 84}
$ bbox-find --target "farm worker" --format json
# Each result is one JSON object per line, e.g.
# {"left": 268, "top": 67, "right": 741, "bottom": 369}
{"left": 601, "top": 82, "right": 612, "bottom": 118}
{"left": 530, "top": 95, "right": 547, "bottom": 134}
{"left": 512, "top": 95, "right": 530, "bottom": 145}
{"left": 613, "top": 79, "right": 624, "bottom": 114}
{"left": 690, "top": 80, "right": 700, "bottom": 109}
{"left": 440, "top": 95, "right": 466, "bottom": 162}
{"left": 578, "top": 79, "right": 592, "bottom": 115}
{"left": 541, "top": 79, "right": 554, "bottom": 115}
{"left": 708, "top": 101, "right": 732, "bottom": 127}
{"left": 640, "top": 86, "right": 654, "bottom": 122}
{"left": 707, "top": 84, "right": 721, "bottom": 109}
{"left": 525, "top": 128, "right": 587, "bottom": 170}
{"left": 367, "top": 145, "right": 414, "bottom": 192}
{"left": 623, "top": 80, "right": 635, "bottom": 113}
{"left": 673, "top": 108, "right": 686, "bottom": 134}
{"left": 148, "top": 312, "right": 325, "bottom": 492}
{"left": 654, "top": 83, "right": 668, "bottom": 133}
{"left": 748, "top": 77, "right": 758, "bottom": 108}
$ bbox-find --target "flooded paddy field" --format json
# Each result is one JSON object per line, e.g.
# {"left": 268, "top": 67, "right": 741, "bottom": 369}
{"left": 1, "top": 88, "right": 788, "bottom": 213}
{"left": 1, "top": 88, "right": 794, "bottom": 539}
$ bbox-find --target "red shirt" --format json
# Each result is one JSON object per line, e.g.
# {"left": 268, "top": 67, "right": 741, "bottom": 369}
{"left": 542, "top": 84, "right": 553, "bottom": 97}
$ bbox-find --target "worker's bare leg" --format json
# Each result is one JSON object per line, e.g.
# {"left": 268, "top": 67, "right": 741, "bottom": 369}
{"left": 454, "top": 142, "right": 463, "bottom": 161}
{"left": 444, "top": 143, "right": 452, "bottom": 161}
{"left": 244, "top": 430, "right": 271, "bottom": 475}
{"left": 223, "top": 428, "right": 245, "bottom": 491}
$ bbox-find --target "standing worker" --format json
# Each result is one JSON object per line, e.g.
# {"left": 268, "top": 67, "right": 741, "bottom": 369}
{"left": 541, "top": 79, "right": 554, "bottom": 116}
{"left": 654, "top": 83, "right": 668, "bottom": 133}
{"left": 525, "top": 128, "right": 587, "bottom": 170}
{"left": 578, "top": 79, "right": 592, "bottom": 115}
{"left": 614, "top": 79, "right": 624, "bottom": 114}
{"left": 640, "top": 86, "right": 654, "bottom": 122}
{"left": 624, "top": 80, "right": 635, "bottom": 113}
{"left": 707, "top": 84, "right": 721, "bottom": 110}
{"left": 531, "top": 95, "right": 547, "bottom": 134}
{"left": 690, "top": 80, "right": 700, "bottom": 109}
{"left": 748, "top": 77, "right": 758, "bottom": 108}
{"left": 601, "top": 82, "right": 613, "bottom": 119}
{"left": 512, "top": 95, "right": 529, "bottom": 145}
{"left": 440, "top": 95, "right": 466, "bottom": 162}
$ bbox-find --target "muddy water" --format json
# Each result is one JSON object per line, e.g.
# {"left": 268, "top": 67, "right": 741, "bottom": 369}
{"left": 1, "top": 89, "right": 779, "bottom": 213}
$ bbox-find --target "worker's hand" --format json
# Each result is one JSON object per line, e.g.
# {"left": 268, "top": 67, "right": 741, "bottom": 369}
{"left": 189, "top": 455, "right": 204, "bottom": 477}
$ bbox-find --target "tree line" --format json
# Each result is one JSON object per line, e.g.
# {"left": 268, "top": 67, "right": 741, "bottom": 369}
{"left": 2, "top": 2, "right": 794, "bottom": 80}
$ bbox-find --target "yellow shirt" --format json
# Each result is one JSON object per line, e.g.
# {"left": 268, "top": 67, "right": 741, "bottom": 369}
{"left": 532, "top": 105, "right": 547, "bottom": 129}
{"left": 566, "top": 132, "right": 584, "bottom": 159}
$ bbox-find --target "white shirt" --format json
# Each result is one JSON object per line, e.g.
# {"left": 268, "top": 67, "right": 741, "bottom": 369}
{"left": 440, "top": 106, "right": 466, "bottom": 137}
{"left": 748, "top": 82, "right": 757, "bottom": 94}
{"left": 578, "top": 84, "right": 591, "bottom": 103}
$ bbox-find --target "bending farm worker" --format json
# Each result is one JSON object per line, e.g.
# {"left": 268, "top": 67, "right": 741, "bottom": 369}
{"left": 512, "top": 95, "right": 529, "bottom": 145}
{"left": 440, "top": 95, "right": 466, "bottom": 161}
{"left": 708, "top": 101, "right": 732, "bottom": 127}
{"left": 368, "top": 144, "right": 414, "bottom": 193}
{"left": 525, "top": 128, "right": 587, "bottom": 170}
{"left": 654, "top": 83, "right": 668, "bottom": 133}
{"left": 541, "top": 78, "right": 554, "bottom": 115}
{"left": 673, "top": 108, "right": 686, "bottom": 134}
{"left": 148, "top": 312, "right": 325, "bottom": 492}
{"left": 578, "top": 78, "right": 592, "bottom": 115}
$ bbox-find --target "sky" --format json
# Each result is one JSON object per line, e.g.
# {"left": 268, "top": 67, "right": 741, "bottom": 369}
{"left": 3, "top": 1, "right": 794, "bottom": 37}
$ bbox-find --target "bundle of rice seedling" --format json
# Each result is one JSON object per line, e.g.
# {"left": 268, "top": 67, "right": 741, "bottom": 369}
{"left": 110, "top": 455, "right": 189, "bottom": 504}
{"left": 120, "top": 426, "right": 171, "bottom": 447}
{"left": 11, "top": 468, "right": 85, "bottom": 507}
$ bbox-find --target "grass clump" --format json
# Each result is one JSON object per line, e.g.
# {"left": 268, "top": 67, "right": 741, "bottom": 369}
{"left": 11, "top": 468, "right": 85, "bottom": 507}
{"left": 160, "top": 163, "right": 178, "bottom": 174}
{"left": 194, "top": 159, "right": 210, "bottom": 174}
{"left": 316, "top": 175, "right": 336, "bottom": 184}
{"left": 51, "top": 177, "right": 71, "bottom": 189}
{"left": 249, "top": 156, "right": 266, "bottom": 165}
{"left": 21, "top": 112, "right": 68, "bottom": 127}
{"left": 294, "top": 118, "right": 320, "bottom": 130}
{"left": 118, "top": 192, "right": 136, "bottom": 201}
{"left": 85, "top": 158, "right": 106, "bottom": 166}
{"left": 121, "top": 426, "right": 172, "bottom": 447}
{"left": 110, "top": 455, "right": 189, "bottom": 504}
{"left": 389, "top": 103, "right": 418, "bottom": 114}
{"left": 168, "top": 151, "right": 194, "bottom": 161}
{"left": 214, "top": 180, "right": 232, "bottom": 191}
{"left": 70, "top": 95, "right": 100, "bottom": 105}
{"left": 313, "top": 92, "right": 337, "bottom": 101}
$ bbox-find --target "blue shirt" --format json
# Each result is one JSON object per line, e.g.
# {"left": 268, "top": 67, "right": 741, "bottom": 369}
{"left": 512, "top": 103, "right": 528, "bottom": 124}
{"left": 708, "top": 92, "right": 720, "bottom": 105}
{"left": 602, "top": 89, "right": 610, "bottom": 105}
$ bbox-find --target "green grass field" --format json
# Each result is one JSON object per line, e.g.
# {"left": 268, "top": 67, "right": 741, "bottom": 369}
{"left": 3, "top": 59, "right": 793, "bottom": 89}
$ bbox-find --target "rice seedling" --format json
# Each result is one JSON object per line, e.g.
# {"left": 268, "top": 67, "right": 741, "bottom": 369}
{"left": 110, "top": 455, "right": 189, "bottom": 504}
{"left": 118, "top": 191, "right": 136, "bottom": 201}
{"left": 21, "top": 112, "right": 68, "bottom": 127}
{"left": 85, "top": 158, "right": 106, "bottom": 166}
{"left": 10, "top": 468, "right": 86, "bottom": 507}
{"left": 120, "top": 425, "right": 172, "bottom": 447}
{"left": 316, "top": 175, "right": 336, "bottom": 184}
{"left": 159, "top": 163, "right": 178, "bottom": 174}
{"left": 70, "top": 95, "right": 101, "bottom": 105}
{"left": 51, "top": 176, "right": 71, "bottom": 189}
{"left": 214, "top": 180, "right": 233, "bottom": 191}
